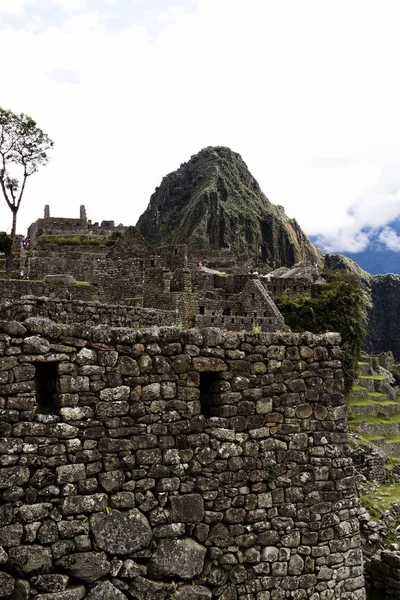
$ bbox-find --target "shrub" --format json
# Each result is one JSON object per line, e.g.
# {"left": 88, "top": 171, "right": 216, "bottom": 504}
{"left": 274, "top": 270, "right": 367, "bottom": 390}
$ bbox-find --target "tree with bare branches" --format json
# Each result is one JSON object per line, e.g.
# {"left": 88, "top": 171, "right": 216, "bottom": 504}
{"left": 0, "top": 108, "right": 54, "bottom": 273}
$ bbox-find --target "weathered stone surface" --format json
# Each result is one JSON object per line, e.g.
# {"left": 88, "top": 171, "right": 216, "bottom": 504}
{"left": 0, "top": 320, "right": 26, "bottom": 336}
{"left": 0, "top": 467, "right": 30, "bottom": 489}
{"left": 98, "top": 470, "right": 125, "bottom": 493}
{"left": 85, "top": 581, "right": 126, "bottom": 600}
{"left": 24, "top": 317, "right": 61, "bottom": 339}
{"left": 35, "top": 587, "right": 86, "bottom": 600}
{"left": 17, "top": 503, "right": 52, "bottom": 523}
{"left": 33, "top": 574, "right": 69, "bottom": 593}
{"left": 23, "top": 336, "right": 50, "bottom": 354}
{"left": 149, "top": 538, "right": 206, "bottom": 580}
{"left": 56, "top": 464, "right": 86, "bottom": 484}
{"left": 61, "top": 494, "right": 108, "bottom": 515}
{"left": 90, "top": 508, "right": 152, "bottom": 554}
{"left": 99, "top": 386, "right": 130, "bottom": 401}
{"left": 0, "top": 571, "right": 14, "bottom": 597}
{"left": 8, "top": 578, "right": 30, "bottom": 600}
{"left": 8, "top": 545, "right": 52, "bottom": 576}
{"left": 171, "top": 494, "right": 204, "bottom": 522}
{"left": 56, "top": 552, "right": 110, "bottom": 583}
{"left": 175, "top": 585, "right": 212, "bottom": 600}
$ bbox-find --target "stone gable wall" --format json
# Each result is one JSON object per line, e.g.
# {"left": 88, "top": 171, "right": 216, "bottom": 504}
{"left": 0, "top": 320, "right": 366, "bottom": 599}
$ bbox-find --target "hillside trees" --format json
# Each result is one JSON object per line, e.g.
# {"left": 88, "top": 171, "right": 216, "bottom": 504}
{"left": 0, "top": 108, "right": 53, "bottom": 273}
{"left": 274, "top": 271, "right": 367, "bottom": 389}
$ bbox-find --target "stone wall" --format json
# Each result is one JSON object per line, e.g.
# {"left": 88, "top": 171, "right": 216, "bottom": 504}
{"left": 0, "top": 281, "right": 97, "bottom": 304}
{"left": 157, "top": 244, "right": 188, "bottom": 270}
{"left": 28, "top": 254, "right": 96, "bottom": 283}
{"left": 93, "top": 260, "right": 144, "bottom": 304}
{"left": 263, "top": 278, "right": 313, "bottom": 298}
{"left": 0, "top": 320, "right": 366, "bottom": 599}
{"left": 0, "top": 298, "right": 177, "bottom": 328}
{"left": 369, "top": 550, "right": 400, "bottom": 599}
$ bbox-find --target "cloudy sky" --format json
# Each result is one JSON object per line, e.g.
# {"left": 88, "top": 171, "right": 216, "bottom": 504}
{"left": 0, "top": 0, "right": 399, "bottom": 253}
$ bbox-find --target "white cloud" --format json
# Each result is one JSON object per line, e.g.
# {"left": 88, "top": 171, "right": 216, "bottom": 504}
{"left": 379, "top": 227, "right": 400, "bottom": 251}
{"left": 0, "top": 0, "right": 34, "bottom": 15}
{"left": 0, "top": 0, "right": 400, "bottom": 259}
{"left": 52, "top": 0, "right": 88, "bottom": 13}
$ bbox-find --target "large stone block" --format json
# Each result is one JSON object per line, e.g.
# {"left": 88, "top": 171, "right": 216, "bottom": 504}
{"left": 171, "top": 494, "right": 205, "bottom": 523}
{"left": 149, "top": 538, "right": 206, "bottom": 580}
{"left": 56, "top": 552, "right": 110, "bottom": 583}
{"left": 85, "top": 581, "right": 127, "bottom": 600}
{"left": 8, "top": 545, "right": 52, "bottom": 576}
{"left": 90, "top": 508, "right": 152, "bottom": 554}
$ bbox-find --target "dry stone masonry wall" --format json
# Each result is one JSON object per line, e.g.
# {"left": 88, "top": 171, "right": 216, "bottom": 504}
{"left": 0, "top": 320, "right": 366, "bottom": 599}
{"left": 0, "top": 297, "right": 177, "bottom": 329}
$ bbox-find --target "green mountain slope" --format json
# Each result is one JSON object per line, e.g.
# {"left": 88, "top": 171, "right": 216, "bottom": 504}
{"left": 137, "top": 146, "right": 320, "bottom": 268}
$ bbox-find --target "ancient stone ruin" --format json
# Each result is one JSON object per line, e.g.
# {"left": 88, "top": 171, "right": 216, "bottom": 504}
{"left": 0, "top": 312, "right": 366, "bottom": 599}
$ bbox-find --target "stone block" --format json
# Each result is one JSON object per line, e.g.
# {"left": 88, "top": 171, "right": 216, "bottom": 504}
{"left": 90, "top": 508, "right": 152, "bottom": 554}
{"left": 149, "top": 538, "right": 206, "bottom": 580}
{"left": 171, "top": 494, "right": 205, "bottom": 523}
{"left": 56, "top": 552, "right": 110, "bottom": 583}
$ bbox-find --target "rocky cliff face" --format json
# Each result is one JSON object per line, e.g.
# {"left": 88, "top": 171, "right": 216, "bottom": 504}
{"left": 137, "top": 146, "right": 320, "bottom": 268}
{"left": 325, "top": 253, "right": 400, "bottom": 360}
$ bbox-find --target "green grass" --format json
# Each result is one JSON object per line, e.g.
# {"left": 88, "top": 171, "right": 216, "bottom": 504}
{"left": 35, "top": 233, "right": 113, "bottom": 248}
{"left": 362, "top": 483, "right": 400, "bottom": 510}
{"left": 348, "top": 398, "right": 398, "bottom": 406}
{"left": 385, "top": 435, "right": 400, "bottom": 443}
{"left": 359, "top": 374, "right": 387, "bottom": 381}
{"left": 356, "top": 433, "right": 385, "bottom": 445}
{"left": 387, "top": 456, "right": 400, "bottom": 470}
{"left": 349, "top": 415, "right": 397, "bottom": 425}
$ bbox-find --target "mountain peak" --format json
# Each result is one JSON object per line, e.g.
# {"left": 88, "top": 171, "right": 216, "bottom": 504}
{"left": 137, "top": 147, "right": 320, "bottom": 269}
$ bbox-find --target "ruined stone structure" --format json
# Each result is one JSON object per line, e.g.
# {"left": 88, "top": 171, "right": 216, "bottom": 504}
{"left": 0, "top": 313, "right": 366, "bottom": 600}
{"left": 27, "top": 205, "right": 120, "bottom": 245}
{"left": 4, "top": 209, "right": 296, "bottom": 333}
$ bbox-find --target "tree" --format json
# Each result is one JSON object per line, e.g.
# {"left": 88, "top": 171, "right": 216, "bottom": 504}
{"left": 274, "top": 270, "right": 367, "bottom": 390}
{"left": 0, "top": 108, "right": 54, "bottom": 272}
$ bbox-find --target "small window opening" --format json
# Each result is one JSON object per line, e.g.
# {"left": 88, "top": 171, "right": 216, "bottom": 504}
{"left": 252, "top": 293, "right": 255, "bottom": 302}
{"left": 200, "top": 372, "right": 221, "bottom": 416}
{"left": 222, "top": 307, "right": 231, "bottom": 316}
{"left": 199, "top": 306, "right": 205, "bottom": 315}
{"left": 151, "top": 260, "right": 155, "bottom": 267}
{"left": 175, "top": 249, "right": 178, "bottom": 255}
{"left": 139, "top": 260, "right": 144, "bottom": 269}
{"left": 35, "top": 363, "right": 60, "bottom": 414}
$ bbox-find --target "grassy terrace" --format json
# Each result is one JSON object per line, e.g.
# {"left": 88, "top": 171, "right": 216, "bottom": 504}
{"left": 349, "top": 414, "right": 400, "bottom": 424}
{"left": 34, "top": 233, "right": 114, "bottom": 247}
{"left": 348, "top": 398, "right": 398, "bottom": 406}
{"left": 361, "top": 482, "right": 400, "bottom": 513}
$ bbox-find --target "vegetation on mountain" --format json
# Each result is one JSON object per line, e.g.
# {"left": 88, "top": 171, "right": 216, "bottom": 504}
{"left": 274, "top": 270, "right": 367, "bottom": 389}
{"left": 137, "top": 146, "right": 320, "bottom": 268}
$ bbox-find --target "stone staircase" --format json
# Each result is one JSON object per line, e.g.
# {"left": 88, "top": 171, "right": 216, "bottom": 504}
{"left": 0, "top": 244, "right": 26, "bottom": 280}
{"left": 348, "top": 357, "right": 400, "bottom": 457}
